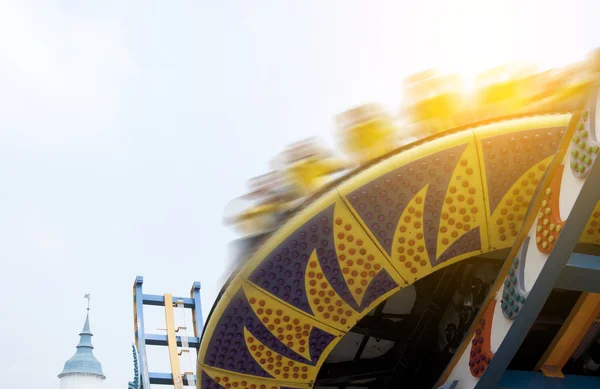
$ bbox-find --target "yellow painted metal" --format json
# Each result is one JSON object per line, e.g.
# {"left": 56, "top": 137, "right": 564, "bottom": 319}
{"left": 436, "top": 142, "right": 484, "bottom": 257}
{"left": 472, "top": 114, "right": 572, "bottom": 250}
{"left": 580, "top": 200, "right": 600, "bottom": 244}
{"left": 488, "top": 157, "right": 553, "bottom": 248}
{"left": 164, "top": 293, "right": 184, "bottom": 389}
{"left": 200, "top": 110, "right": 600, "bottom": 389}
{"left": 330, "top": 199, "right": 406, "bottom": 309}
{"left": 199, "top": 364, "right": 312, "bottom": 389}
{"left": 536, "top": 292, "right": 600, "bottom": 378}
{"left": 241, "top": 282, "right": 344, "bottom": 364}
{"left": 437, "top": 111, "right": 580, "bottom": 386}
{"left": 338, "top": 129, "right": 488, "bottom": 276}
{"left": 197, "top": 275, "right": 243, "bottom": 365}
{"left": 243, "top": 327, "right": 319, "bottom": 383}
{"left": 389, "top": 185, "right": 434, "bottom": 282}
{"left": 432, "top": 138, "right": 488, "bottom": 273}
{"left": 240, "top": 190, "right": 341, "bottom": 280}
{"left": 304, "top": 250, "right": 360, "bottom": 331}
{"left": 239, "top": 191, "right": 406, "bottom": 328}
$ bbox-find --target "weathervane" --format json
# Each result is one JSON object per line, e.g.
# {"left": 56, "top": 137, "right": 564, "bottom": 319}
{"left": 84, "top": 294, "right": 91, "bottom": 311}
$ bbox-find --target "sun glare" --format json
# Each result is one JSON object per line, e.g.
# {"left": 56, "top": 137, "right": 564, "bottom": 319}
{"left": 358, "top": 0, "right": 598, "bottom": 117}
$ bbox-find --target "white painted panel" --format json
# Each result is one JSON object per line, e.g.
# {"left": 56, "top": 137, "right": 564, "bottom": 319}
{"left": 60, "top": 374, "right": 104, "bottom": 389}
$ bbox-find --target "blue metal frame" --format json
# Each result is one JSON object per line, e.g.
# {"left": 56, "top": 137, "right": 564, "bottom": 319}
{"left": 556, "top": 253, "right": 600, "bottom": 293}
{"left": 497, "top": 370, "right": 600, "bottom": 389}
{"left": 134, "top": 276, "right": 151, "bottom": 389}
{"left": 144, "top": 334, "right": 200, "bottom": 348}
{"left": 437, "top": 380, "right": 458, "bottom": 389}
{"left": 148, "top": 373, "right": 197, "bottom": 386}
{"left": 133, "top": 277, "right": 202, "bottom": 387}
{"left": 475, "top": 110, "right": 600, "bottom": 388}
{"left": 142, "top": 294, "right": 196, "bottom": 308}
{"left": 190, "top": 281, "right": 204, "bottom": 339}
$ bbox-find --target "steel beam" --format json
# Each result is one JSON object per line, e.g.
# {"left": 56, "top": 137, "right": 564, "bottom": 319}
{"left": 349, "top": 316, "right": 409, "bottom": 341}
{"left": 496, "top": 370, "right": 600, "bottom": 389}
{"left": 438, "top": 381, "right": 458, "bottom": 389}
{"left": 134, "top": 276, "right": 151, "bottom": 389}
{"left": 556, "top": 253, "right": 600, "bottom": 293}
{"left": 536, "top": 292, "right": 600, "bottom": 377}
{"left": 164, "top": 293, "right": 184, "bottom": 389}
{"left": 148, "top": 372, "right": 196, "bottom": 386}
{"left": 142, "top": 294, "right": 195, "bottom": 308}
{"left": 315, "top": 357, "right": 396, "bottom": 386}
{"left": 474, "top": 107, "right": 600, "bottom": 388}
{"left": 144, "top": 333, "right": 200, "bottom": 348}
{"left": 190, "top": 281, "right": 204, "bottom": 338}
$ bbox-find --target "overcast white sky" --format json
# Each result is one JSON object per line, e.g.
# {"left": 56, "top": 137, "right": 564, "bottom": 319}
{"left": 1, "top": 1, "right": 600, "bottom": 387}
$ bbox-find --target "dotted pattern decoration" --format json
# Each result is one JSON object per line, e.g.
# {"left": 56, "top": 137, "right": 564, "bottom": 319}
{"left": 480, "top": 126, "right": 565, "bottom": 215}
{"left": 243, "top": 328, "right": 317, "bottom": 382}
{"left": 200, "top": 367, "right": 310, "bottom": 389}
{"left": 436, "top": 143, "right": 484, "bottom": 259}
{"left": 501, "top": 237, "right": 529, "bottom": 319}
{"left": 305, "top": 249, "right": 357, "bottom": 329}
{"left": 203, "top": 287, "right": 337, "bottom": 378}
{"left": 469, "top": 300, "right": 496, "bottom": 378}
{"left": 536, "top": 166, "right": 565, "bottom": 253}
{"left": 487, "top": 157, "right": 552, "bottom": 249}
{"left": 242, "top": 284, "right": 341, "bottom": 363}
{"left": 332, "top": 201, "right": 404, "bottom": 306}
{"left": 391, "top": 186, "right": 433, "bottom": 281}
{"left": 248, "top": 206, "right": 337, "bottom": 315}
{"left": 570, "top": 108, "right": 598, "bottom": 177}
{"left": 345, "top": 144, "right": 467, "bottom": 261}
{"left": 201, "top": 116, "right": 600, "bottom": 389}
{"left": 580, "top": 201, "right": 600, "bottom": 244}
{"left": 435, "top": 227, "right": 482, "bottom": 265}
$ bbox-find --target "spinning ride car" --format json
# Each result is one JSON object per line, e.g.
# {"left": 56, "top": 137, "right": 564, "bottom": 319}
{"left": 401, "top": 70, "right": 464, "bottom": 134}
{"left": 335, "top": 103, "right": 400, "bottom": 165}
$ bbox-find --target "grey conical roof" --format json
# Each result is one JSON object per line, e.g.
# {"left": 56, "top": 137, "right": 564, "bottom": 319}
{"left": 58, "top": 312, "right": 106, "bottom": 379}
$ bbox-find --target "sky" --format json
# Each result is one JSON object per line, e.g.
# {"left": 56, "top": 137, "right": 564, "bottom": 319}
{"left": 1, "top": 0, "right": 600, "bottom": 387}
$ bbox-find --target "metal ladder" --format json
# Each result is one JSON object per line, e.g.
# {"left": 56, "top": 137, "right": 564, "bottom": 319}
{"left": 133, "top": 276, "right": 203, "bottom": 388}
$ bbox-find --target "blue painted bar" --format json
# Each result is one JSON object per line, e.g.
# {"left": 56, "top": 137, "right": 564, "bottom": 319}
{"left": 142, "top": 293, "right": 195, "bottom": 308}
{"left": 149, "top": 372, "right": 197, "bottom": 386}
{"left": 475, "top": 107, "right": 600, "bottom": 389}
{"left": 556, "top": 253, "right": 600, "bottom": 293}
{"left": 144, "top": 333, "right": 200, "bottom": 348}
{"left": 190, "top": 281, "right": 204, "bottom": 338}
{"left": 438, "top": 380, "right": 458, "bottom": 389}
{"left": 134, "top": 276, "right": 151, "bottom": 389}
{"left": 497, "top": 370, "right": 600, "bottom": 389}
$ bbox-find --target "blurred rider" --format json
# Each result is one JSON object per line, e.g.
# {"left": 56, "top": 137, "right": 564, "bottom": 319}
{"left": 473, "top": 63, "right": 537, "bottom": 119}
{"left": 223, "top": 171, "right": 286, "bottom": 238}
{"left": 274, "top": 137, "right": 348, "bottom": 200}
{"left": 335, "top": 103, "right": 400, "bottom": 165}
{"left": 401, "top": 70, "right": 464, "bottom": 134}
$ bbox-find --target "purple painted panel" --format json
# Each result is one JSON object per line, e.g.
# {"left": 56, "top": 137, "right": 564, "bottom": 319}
{"left": 203, "top": 287, "right": 339, "bottom": 378}
{"left": 307, "top": 327, "right": 336, "bottom": 363}
{"left": 434, "top": 227, "right": 482, "bottom": 266}
{"left": 481, "top": 126, "right": 564, "bottom": 214}
{"left": 249, "top": 206, "right": 339, "bottom": 314}
{"left": 346, "top": 144, "right": 467, "bottom": 266}
{"left": 204, "top": 288, "right": 311, "bottom": 377}
{"left": 358, "top": 268, "right": 398, "bottom": 309}
{"left": 200, "top": 371, "right": 222, "bottom": 389}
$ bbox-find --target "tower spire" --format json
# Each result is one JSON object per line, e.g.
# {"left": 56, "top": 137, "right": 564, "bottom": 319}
{"left": 58, "top": 298, "right": 105, "bottom": 380}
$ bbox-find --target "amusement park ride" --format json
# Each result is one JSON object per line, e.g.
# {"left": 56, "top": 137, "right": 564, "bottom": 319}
{"left": 131, "top": 49, "right": 600, "bottom": 388}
